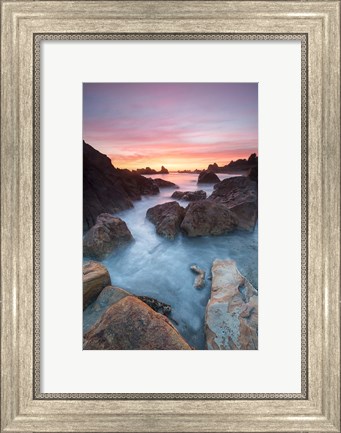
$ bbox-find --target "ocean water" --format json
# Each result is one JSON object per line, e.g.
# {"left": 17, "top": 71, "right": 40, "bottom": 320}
{"left": 85, "top": 173, "right": 258, "bottom": 350}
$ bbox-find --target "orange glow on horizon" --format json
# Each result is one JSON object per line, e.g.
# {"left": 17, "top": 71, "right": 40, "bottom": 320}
{"left": 111, "top": 153, "right": 252, "bottom": 172}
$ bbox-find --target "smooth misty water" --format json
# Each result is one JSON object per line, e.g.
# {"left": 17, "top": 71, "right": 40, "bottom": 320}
{"left": 86, "top": 173, "right": 258, "bottom": 350}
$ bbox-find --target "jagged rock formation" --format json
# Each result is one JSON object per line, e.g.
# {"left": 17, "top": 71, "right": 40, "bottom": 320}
{"left": 133, "top": 166, "right": 169, "bottom": 175}
{"left": 83, "top": 141, "right": 159, "bottom": 232}
{"left": 207, "top": 153, "right": 258, "bottom": 174}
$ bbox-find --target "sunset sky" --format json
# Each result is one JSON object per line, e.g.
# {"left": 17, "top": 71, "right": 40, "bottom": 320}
{"left": 83, "top": 83, "right": 258, "bottom": 171}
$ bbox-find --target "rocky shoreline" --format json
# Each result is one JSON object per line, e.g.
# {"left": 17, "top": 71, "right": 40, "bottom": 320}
{"left": 83, "top": 259, "right": 258, "bottom": 350}
{"left": 83, "top": 141, "right": 258, "bottom": 350}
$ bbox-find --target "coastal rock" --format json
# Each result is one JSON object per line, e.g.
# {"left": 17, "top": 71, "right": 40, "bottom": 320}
{"left": 205, "top": 259, "right": 258, "bottom": 350}
{"left": 134, "top": 166, "right": 169, "bottom": 175}
{"left": 180, "top": 201, "right": 238, "bottom": 237}
{"left": 190, "top": 265, "right": 206, "bottom": 288}
{"left": 146, "top": 201, "right": 186, "bottom": 239}
{"left": 83, "top": 286, "right": 172, "bottom": 333}
{"left": 209, "top": 176, "right": 258, "bottom": 231}
{"left": 134, "top": 167, "right": 158, "bottom": 175}
{"left": 171, "top": 190, "right": 207, "bottom": 201}
{"left": 83, "top": 141, "right": 159, "bottom": 232}
{"left": 153, "top": 178, "right": 179, "bottom": 189}
{"left": 206, "top": 153, "right": 258, "bottom": 174}
{"left": 198, "top": 170, "right": 220, "bottom": 184}
{"left": 118, "top": 169, "right": 159, "bottom": 199}
{"left": 84, "top": 296, "right": 192, "bottom": 350}
{"left": 83, "top": 261, "right": 111, "bottom": 310}
{"left": 248, "top": 166, "right": 258, "bottom": 183}
{"left": 178, "top": 169, "right": 201, "bottom": 174}
{"left": 229, "top": 201, "right": 258, "bottom": 231}
{"left": 83, "top": 141, "right": 133, "bottom": 231}
{"left": 83, "top": 285, "right": 130, "bottom": 331}
{"left": 207, "top": 162, "right": 219, "bottom": 172}
{"left": 83, "top": 213, "right": 133, "bottom": 259}
{"left": 137, "top": 296, "right": 172, "bottom": 316}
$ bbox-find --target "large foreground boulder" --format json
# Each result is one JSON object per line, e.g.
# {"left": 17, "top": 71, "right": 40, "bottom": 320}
{"left": 205, "top": 259, "right": 258, "bottom": 350}
{"left": 83, "top": 213, "right": 133, "bottom": 259}
{"left": 84, "top": 295, "right": 191, "bottom": 350}
{"left": 171, "top": 190, "right": 207, "bottom": 201}
{"left": 198, "top": 170, "right": 220, "bottom": 184}
{"left": 180, "top": 201, "right": 238, "bottom": 237}
{"left": 84, "top": 285, "right": 173, "bottom": 333}
{"left": 83, "top": 261, "right": 111, "bottom": 310}
{"left": 209, "top": 176, "right": 258, "bottom": 231}
{"left": 146, "top": 201, "right": 186, "bottom": 239}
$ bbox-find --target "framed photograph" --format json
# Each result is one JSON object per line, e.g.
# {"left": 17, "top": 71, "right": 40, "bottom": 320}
{"left": 1, "top": 1, "right": 340, "bottom": 432}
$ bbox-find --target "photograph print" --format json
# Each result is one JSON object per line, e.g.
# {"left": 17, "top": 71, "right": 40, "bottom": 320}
{"left": 82, "top": 83, "right": 258, "bottom": 350}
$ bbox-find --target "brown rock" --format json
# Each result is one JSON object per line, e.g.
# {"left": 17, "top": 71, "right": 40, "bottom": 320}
{"left": 205, "top": 259, "right": 258, "bottom": 350}
{"left": 83, "top": 213, "right": 133, "bottom": 259}
{"left": 180, "top": 201, "right": 238, "bottom": 237}
{"left": 83, "top": 286, "right": 173, "bottom": 333}
{"left": 83, "top": 261, "right": 111, "bottom": 310}
{"left": 209, "top": 176, "right": 258, "bottom": 231}
{"left": 146, "top": 201, "right": 186, "bottom": 239}
{"left": 190, "top": 265, "right": 206, "bottom": 288}
{"left": 197, "top": 170, "right": 220, "bottom": 184}
{"left": 84, "top": 296, "right": 192, "bottom": 350}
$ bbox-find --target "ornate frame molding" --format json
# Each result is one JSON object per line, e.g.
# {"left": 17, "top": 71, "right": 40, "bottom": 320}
{"left": 1, "top": 2, "right": 339, "bottom": 432}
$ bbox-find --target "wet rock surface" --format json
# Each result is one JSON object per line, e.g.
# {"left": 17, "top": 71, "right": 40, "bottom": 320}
{"left": 180, "top": 201, "right": 238, "bottom": 237}
{"left": 146, "top": 201, "right": 186, "bottom": 239}
{"left": 190, "top": 265, "right": 206, "bottom": 289}
{"left": 83, "top": 213, "right": 134, "bottom": 259}
{"left": 83, "top": 295, "right": 192, "bottom": 350}
{"left": 209, "top": 176, "right": 258, "bottom": 231}
{"left": 205, "top": 259, "right": 258, "bottom": 350}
